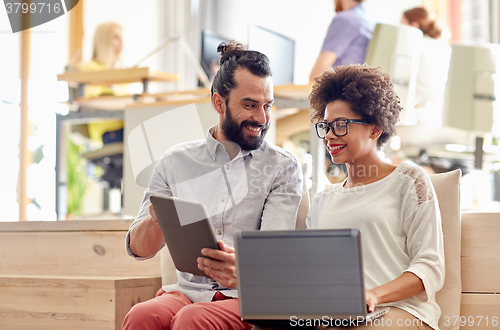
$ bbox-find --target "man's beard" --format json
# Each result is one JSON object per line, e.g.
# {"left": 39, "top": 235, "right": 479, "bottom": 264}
{"left": 221, "top": 105, "right": 269, "bottom": 151}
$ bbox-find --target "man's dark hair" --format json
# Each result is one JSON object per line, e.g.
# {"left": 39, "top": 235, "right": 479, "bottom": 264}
{"left": 211, "top": 41, "right": 272, "bottom": 103}
{"left": 309, "top": 64, "right": 401, "bottom": 149}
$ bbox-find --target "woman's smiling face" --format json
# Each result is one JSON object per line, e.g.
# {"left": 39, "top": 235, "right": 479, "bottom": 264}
{"left": 322, "top": 100, "right": 377, "bottom": 164}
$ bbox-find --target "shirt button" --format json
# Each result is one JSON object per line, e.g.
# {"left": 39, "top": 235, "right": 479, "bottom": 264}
{"left": 226, "top": 164, "right": 230, "bottom": 169}
{"left": 220, "top": 197, "right": 225, "bottom": 202}
{"left": 217, "top": 229, "right": 222, "bottom": 235}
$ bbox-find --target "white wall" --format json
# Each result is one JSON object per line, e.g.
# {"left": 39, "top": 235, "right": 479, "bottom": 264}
{"left": 365, "top": 0, "right": 422, "bottom": 24}
{"left": 0, "top": 8, "right": 68, "bottom": 221}
{"left": 0, "top": 11, "right": 20, "bottom": 78}
{"left": 0, "top": 11, "right": 20, "bottom": 221}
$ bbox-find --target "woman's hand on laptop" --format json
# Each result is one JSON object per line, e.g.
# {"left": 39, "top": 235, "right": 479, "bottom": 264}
{"left": 364, "top": 272, "right": 425, "bottom": 313}
{"left": 365, "top": 289, "right": 379, "bottom": 313}
{"left": 197, "top": 240, "right": 237, "bottom": 288}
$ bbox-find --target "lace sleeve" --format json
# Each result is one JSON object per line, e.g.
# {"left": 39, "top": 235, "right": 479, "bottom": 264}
{"left": 399, "top": 165, "right": 435, "bottom": 206}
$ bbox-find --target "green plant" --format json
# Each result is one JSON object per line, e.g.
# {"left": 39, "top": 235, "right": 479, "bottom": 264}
{"left": 66, "top": 137, "right": 87, "bottom": 216}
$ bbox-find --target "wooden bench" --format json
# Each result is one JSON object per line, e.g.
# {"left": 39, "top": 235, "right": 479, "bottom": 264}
{"left": 0, "top": 220, "right": 161, "bottom": 330}
{"left": 2, "top": 212, "right": 499, "bottom": 329}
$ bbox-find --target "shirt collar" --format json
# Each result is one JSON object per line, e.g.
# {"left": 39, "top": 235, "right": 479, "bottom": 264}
{"left": 351, "top": 3, "right": 365, "bottom": 12}
{"left": 206, "top": 126, "right": 265, "bottom": 161}
{"left": 206, "top": 126, "right": 220, "bottom": 161}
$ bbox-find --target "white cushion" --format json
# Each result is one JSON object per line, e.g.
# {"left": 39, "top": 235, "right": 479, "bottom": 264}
{"left": 161, "top": 246, "right": 177, "bottom": 286}
{"left": 295, "top": 162, "right": 310, "bottom": 230}
{"left": 430, "top": 169, "right": 462, "bottom": 330}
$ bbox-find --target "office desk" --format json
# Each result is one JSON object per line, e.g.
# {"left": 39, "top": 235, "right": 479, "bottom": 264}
{"left": 274, "top": 83, "right": 312, "bottom": 109}
{"left": 58, "top": 67, "right": 179, "bottom": 97}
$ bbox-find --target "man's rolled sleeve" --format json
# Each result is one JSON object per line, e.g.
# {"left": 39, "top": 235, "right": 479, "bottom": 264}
{"left": 125, "top": 224, "right": 166, "bottom": 260}
{"left": 125, "top": 159, "right": 170, "bottom": 260}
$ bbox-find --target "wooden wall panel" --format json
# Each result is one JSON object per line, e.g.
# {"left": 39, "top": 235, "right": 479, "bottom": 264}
{"left": 0, "top": 231, "right": 161, "bottom": 277}
{"left": 0, "top": 276, "right": 115, "bottom": 330}
{"left": 0, "top": 275, "right": 161, "bottom": 330}
{"left": 461, "top": 213, "right": 500, "bottom": 293}
{"left": 460, "top": 293, "right": 500, "bottom": 329}
{"left": 115, "top": 278, "right": 162, "bottom": 330}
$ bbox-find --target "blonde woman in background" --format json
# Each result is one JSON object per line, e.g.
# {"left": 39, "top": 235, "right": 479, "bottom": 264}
{"left": 401, "top": 7, "right": 451, "bottom": 127}
{"left": 81, "top": 22, "right": 127, "bottom": 143}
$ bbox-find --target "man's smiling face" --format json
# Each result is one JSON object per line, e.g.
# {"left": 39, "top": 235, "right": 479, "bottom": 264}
{"left": 220, "top": 68, "right": 274, "bottom": 150}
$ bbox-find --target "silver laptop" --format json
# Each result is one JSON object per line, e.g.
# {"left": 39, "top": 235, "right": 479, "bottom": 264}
{"left": 234, "top": 229, "right": 389, "bottom": 326}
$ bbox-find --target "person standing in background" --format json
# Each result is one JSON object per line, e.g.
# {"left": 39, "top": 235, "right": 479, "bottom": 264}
{"left": 401, "top": 7, "right": 451, "bottom": 127}
{"left": 309, "top": 0, "right": 375, "bottom": 82}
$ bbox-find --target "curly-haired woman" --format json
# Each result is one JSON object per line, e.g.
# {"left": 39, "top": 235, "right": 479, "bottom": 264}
{"left": 306, "top": 64, "right": 445, "bottom": 330}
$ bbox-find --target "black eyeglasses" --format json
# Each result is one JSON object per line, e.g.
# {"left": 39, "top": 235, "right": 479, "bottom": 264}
{"left": 314, "top": 118, "right": 369, "bottom": 139}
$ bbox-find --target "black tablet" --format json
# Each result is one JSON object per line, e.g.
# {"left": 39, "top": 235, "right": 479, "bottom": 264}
{"left": 149, "top": 194, "right": 220, "bottom": 277}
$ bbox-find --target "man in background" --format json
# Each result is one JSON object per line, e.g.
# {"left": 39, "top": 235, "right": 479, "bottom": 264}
{"left": 309, "top": 0, "right": 376, "bottom": 82}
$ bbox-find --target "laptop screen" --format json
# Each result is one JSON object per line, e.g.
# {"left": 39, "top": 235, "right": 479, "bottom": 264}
{"left": 235, "top": 229, "right": 366, "bottom": 320}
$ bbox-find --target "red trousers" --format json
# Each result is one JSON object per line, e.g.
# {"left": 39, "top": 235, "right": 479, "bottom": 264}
{"left": 122, "top": 288, "right": 253, "bottom": 330}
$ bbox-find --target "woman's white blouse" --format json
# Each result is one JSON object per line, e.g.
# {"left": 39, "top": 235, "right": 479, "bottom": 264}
{"left": 306, "top": 161, "right": 445, "bottom": 329}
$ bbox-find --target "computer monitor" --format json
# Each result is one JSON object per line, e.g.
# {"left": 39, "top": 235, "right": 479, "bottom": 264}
{"left": 247, "top": 25, "right": 295, "bottom": 86}
{"left": 364, "top": 23, "right": 423, "bottom": 125}
{"left": 200, "top": 29, "right": 228, "bottom": 83}
{"left": 443, "top": 43, "right": 499, "bottom": 134}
